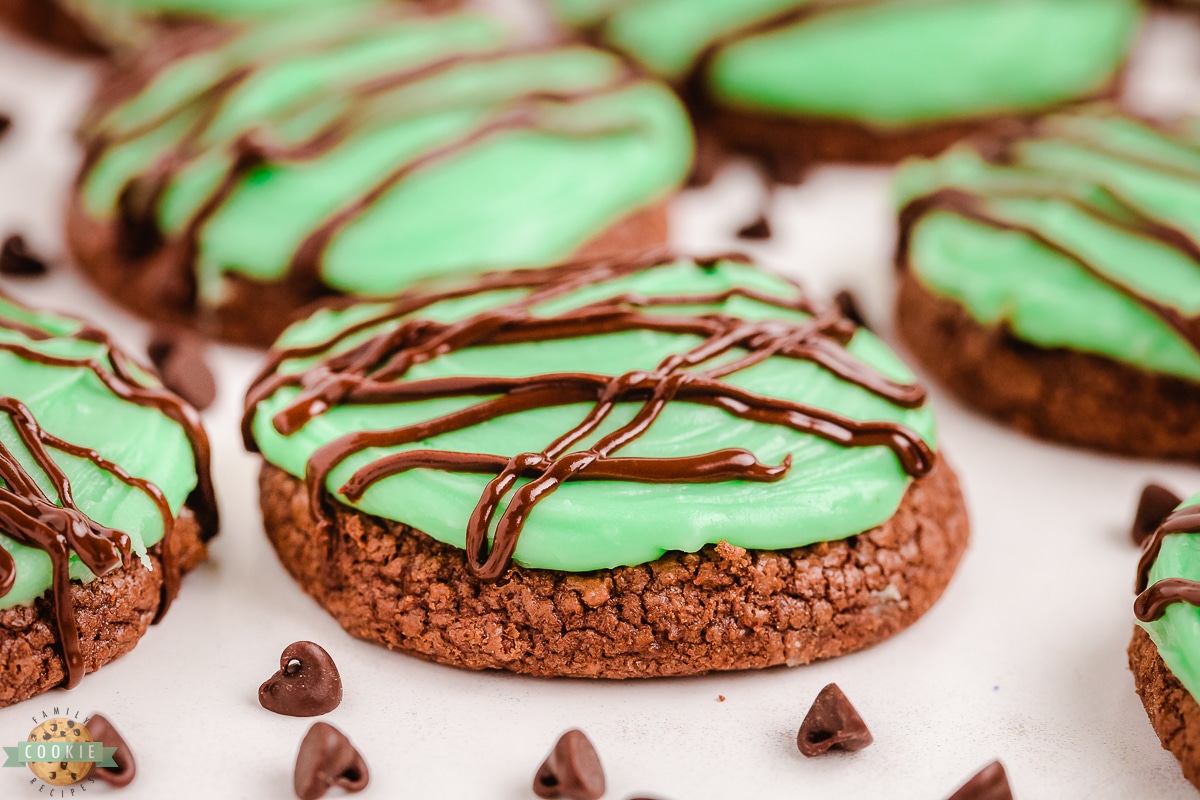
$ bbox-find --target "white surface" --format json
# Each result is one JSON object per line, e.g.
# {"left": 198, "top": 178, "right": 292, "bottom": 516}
{"left": 1, "top": 10, "right": 1200, "bottom": 800}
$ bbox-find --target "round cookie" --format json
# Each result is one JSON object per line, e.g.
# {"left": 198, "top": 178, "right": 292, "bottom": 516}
{"left": 547, "top": 0, "right": 1142, "bottom": 181}
{"left": 0, "top": 0, "right": 439, "bottom": 55}
{"left": 242, "top": 252, "right": 969, "bottom": 678}
{"left": 1131, "top": 494, "right": 1200, "bottom": 791}
{"left": 893, "top": 106, "right": 1200, "bottom": 460}
{"left": 0, "top": 289, "right": 217, "bottom": 707}
{"left": 69, "top": 6, "right": 694, "bottom": 347}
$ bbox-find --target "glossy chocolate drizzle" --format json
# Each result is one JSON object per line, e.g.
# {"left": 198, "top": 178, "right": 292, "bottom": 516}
{"left": 0, "top": 297, "right": 217, "bottom": 688}
{"left": 1135, "top": 504, "right": 1200, "bottom": 622}
{"left": 896, "top": 117, "right": 1200, "bottom": 357}
{"left": 85, "top": 18, "right": 652, "bottom": 310}
{"left": 244, "top": 253, "right": 933, "bottom": 581}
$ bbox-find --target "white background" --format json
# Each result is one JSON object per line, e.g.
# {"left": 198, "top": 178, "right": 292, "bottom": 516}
{"left": 2, "top": 7, "right": 1200, "bottom": 799}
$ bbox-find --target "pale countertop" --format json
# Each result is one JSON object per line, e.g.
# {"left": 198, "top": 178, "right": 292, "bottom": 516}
{"left": 1, "top": 8, "right": 1200, "bottom": 800}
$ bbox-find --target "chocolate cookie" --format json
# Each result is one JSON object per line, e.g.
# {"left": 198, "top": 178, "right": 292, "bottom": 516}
{"left": 0, "top": 0, "right": 447, "bottom": 54}
{"left": 0, "top": 290, "right": 217, "bottom": 707}
{"left": 243, "top": 252, "right": 969, "bottom": 677}
{"left": 547, "top": 0, "right": 1141, "bottom": 181}
{"left": 1131, "top": 494, "right": 1200, "bottom": 790}
{"left": 68, "top": 6, "right": 693, "bottom": 347}
{"left": 894, "top": 107, "right": 1200, "bottom": 460}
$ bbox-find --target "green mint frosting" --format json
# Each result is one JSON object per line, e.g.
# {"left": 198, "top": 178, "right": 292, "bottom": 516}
{"left": 248, "top": 258, "right": 938, "bottom": 573}
{"left": 1139, "top": 493, "right": 1200, "bottom": 707}
{"left": 81, "top": 7, "right": 693, "bottom": 307}
{"left": 894, "top": 108, "right": 1200, "bottom": 382}
{"left": 549, "top": 0, "right": 1141, "bottom": 126}
{"left": 0, "top": 297, "right": 200, "bottom": 609}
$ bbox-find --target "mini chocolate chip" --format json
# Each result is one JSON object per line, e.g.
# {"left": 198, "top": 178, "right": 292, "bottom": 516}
{"left": 294, "top": 722, "right": 368, "bottom": 800}
{"left": 833, "top": 290, "right": 869, "bottom": 330}
{"left": 147, "top": 326, "right": 217, "bottom": 410}
{"left": 1132, "top": 483, "right": 1183, "bottom": 546}
{"left": 796, "top": 683, "right": 873, "bottom": 757}
{"left": 0, "top": 235, "right": 48, "bottom": 277}
{"left": 86, "top": 714, "right": 136, "bottom": 788}
{"left": 260, "top": 641, "right": 342, "bottom": 717}
{"left": 736, "top": 214, "right": 772, "bottom": 240}
{"left": 533, "top": 729, "right": 605, "bottom": 800}
{"left": 0, "top": 115, "right": 10, "bottom": 140}
{"left": 945, "top": 761, "right": 1013, "bottom": 800}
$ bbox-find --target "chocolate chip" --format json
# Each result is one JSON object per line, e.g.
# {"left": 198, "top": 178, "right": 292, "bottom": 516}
{"left": 945, "top": 761, "right": 1013, "bottom": 800}
{"left": 148, "top": 326, "right": 217, "bottom": 410}
{"left": 1132, "top": 483, "right": 1183, "bottom": 546}
{"left": 85, "top": 714, "right": 136, "bottom": 788}
{"left": 0, "top": 235, "right": 48, "bottom": 277}
{"left": 833, "top": 290, "right": 869, "bottom": 330}
{"left": 796, "top": 683, "right": 873, "bottom": 757}
{"left": 260, "top": 641, "right": 343, "bottom": 717}
{"left": 0, "top": 115, "right": 10, "bottom": 141}
{"left": 736, "top": 214, "right": 772, "bottom": 240}
{"left": 294, "top": 722, "right": 368, "bottom": 800}
{"left": 533, "top": 729, "right": 605, "bottom": 800}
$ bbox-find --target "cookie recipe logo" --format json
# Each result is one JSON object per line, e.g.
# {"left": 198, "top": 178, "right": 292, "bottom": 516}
{"left": 3, "top": 709, "right": 116, "bottom": 793}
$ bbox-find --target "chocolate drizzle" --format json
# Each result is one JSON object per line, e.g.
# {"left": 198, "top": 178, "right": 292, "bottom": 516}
{"left": 896, "top": 114, "right": 1200, "bottom": 360}
{"left": 243, "top": 253, "right": 933, "bottom": 582}
{"left": 1135, "top": 503, "right": 1200, "bottom": 622}
{"left": 82, "top": 13, "right": 659, "bottom": 313}
{"left": 0, "top": 294, "right": 217, "bottom": 688}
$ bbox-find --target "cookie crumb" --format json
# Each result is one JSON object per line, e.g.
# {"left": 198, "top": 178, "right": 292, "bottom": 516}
{"left": 796, "top": 683, "right": 873, "bottom": 757}
{"left": 718, "top": 695, "right": 725, "bottom": 702}
{"left": 0, "top": 235, "right": 48, "bottom": 277}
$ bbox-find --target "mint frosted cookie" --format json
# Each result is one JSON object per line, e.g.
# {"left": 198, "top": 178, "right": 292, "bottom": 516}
{"left": 894, "top": 107, "right": 1200, "bottom": 459}
{"left": 69, "top": 7, "right": 694, "bottom": 346}
{"left": 548, "top": 0, "right": 1141, "bottom": 180}
{"left": 243, "top": 252, "right": 968, "bottom": 677}
{"left": 0, "top": 0, "right": 441, "bottom": 54}
{"left": 1131, "top": 494, "right": 1200, "bottom": 791}
{"left": 0, "top": 290, "right": 217, "bottom": 707}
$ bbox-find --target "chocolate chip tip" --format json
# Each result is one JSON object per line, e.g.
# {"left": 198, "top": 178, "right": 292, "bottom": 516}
{"left": 796, "top": 683, "right": 873, "bottom": 757}
{"left": 533, "top": 729, "right": 606, "bottom": 800}
{"left": 946, "top": 760, "right": 1013, "bottom": 800}
{"left": 85, "top": 713, "right": 136, "bottom": 788}
{"left": 1132, "top": 482, "right": 1183, "bottom": 546}
{"left": 294, "top": 722, "right": 368, "bottom": 800}
{"left": 260, "top": 640, "right": 343, "bottom": 717}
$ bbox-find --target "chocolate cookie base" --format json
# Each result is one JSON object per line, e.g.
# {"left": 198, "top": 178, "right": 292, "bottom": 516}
{"left": 0, "top": 512, "right": 206, "bottom": 708}
{"left": 66, "top": 198, "right": 670, "bottom": 348}
{"left": 697, "top": 81, "right": 1121, "bottom": 184}
{"left": 895, "top": 270, "right": 1200, "bottom": 460}
{"left": 1129, "top": 626, "right": 1200, "bottom": 791}
{"left": 0, "top": 0, "right": 105, "bottom": 55}
{"left": 258, "top": 457, "right": 968, "bottom": 678}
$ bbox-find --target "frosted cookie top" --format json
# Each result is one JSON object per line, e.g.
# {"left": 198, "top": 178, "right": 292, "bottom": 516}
{"left": 0, "top": 291, "right": 216, "bottom": 686}
{"left": 896, "top": 107, "right": 1200, "bottom": 381}
{"left": 76, "top": 6, "right": 693, "bottom": 324}
{"left": 549, "top": 0, "right": 1140, "bottom": 128}
{"left": 244, "top": 253, "right": 938, "bottom": 578}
